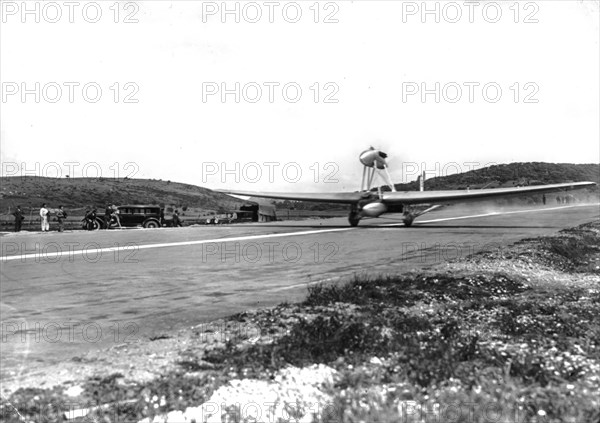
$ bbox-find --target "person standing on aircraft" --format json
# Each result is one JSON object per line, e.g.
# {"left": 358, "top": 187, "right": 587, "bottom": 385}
{"left": 56, "top": 205, "right": 67, "bottom": 232}
{"left": 40, "top": 203, "right": 49, "bottom": 232}
{"left": 13, "top": 206, "right": 24, "bottom": 232}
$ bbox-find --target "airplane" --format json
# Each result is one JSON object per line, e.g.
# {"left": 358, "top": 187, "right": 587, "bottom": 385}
{"left": 217, "top": 148, "right": 597, "bottom": 227}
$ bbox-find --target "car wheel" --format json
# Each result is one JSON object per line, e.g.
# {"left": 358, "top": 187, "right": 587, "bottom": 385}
{"left": 144, "top": 219, "right": 160, "bottom": 229}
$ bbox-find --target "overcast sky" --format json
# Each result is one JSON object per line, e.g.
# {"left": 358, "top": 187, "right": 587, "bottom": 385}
{"left": 1, "top": 1, "right": 599, "bottom": 191}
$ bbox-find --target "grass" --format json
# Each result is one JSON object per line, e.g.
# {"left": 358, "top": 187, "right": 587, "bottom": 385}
{"left": 2, "top": 221, "right": 599, "bottom": 423}
{"left": 509, "top": 221, "right": 600, "bottom": 274}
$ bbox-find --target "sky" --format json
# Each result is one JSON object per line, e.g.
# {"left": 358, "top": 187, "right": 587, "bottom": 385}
{"left": 1, "top": 0, "right": 599, "bottom": 192}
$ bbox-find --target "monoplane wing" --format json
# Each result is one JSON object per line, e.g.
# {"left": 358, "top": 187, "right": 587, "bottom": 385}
{"left": 218, "top": 181, "right": 596, "bottom": 205}
{"left": 381, "top": 181, "right": 596, "bottom": 205}
{"left": 215, "top": 189, "right": 364, "bottom": 204}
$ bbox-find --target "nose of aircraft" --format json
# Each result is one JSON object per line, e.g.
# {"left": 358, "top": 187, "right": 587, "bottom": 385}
{"left": 359, "top": 148, "right": 388, "bottom": 169}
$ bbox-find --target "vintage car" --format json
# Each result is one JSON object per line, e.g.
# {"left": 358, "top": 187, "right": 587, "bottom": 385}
{"left": 107, "top": 205, "right": 165, "bottom": 228}
{"left": 82, "top": 205, "right": 165, "bottom": 230}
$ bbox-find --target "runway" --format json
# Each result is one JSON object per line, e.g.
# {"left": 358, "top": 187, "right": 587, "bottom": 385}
{"left": 1, "top": 203, "right": 598, "bottom": 380}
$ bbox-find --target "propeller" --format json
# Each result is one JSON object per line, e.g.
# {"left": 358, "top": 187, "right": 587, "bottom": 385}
{"left": 359, "top": 147, "right": 388, "bottom": 170}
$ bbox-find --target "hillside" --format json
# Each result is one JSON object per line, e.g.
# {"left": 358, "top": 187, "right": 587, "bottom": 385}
{"left": 0, "top": 177, "right": 248, "bottom": 214}
{"left": 393, "top": 162, "right": 600, "bottom": 191}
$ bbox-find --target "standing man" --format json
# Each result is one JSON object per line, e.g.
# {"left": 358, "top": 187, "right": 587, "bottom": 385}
{"left": 40, "top": 203, "right": 49, "bottom": 232}
{"left": 105, "top": 204, "right": 112, "bottom": 229}
{"left": 172, "top": 210, "right": 182, "bottom": 227}
{"left": 13, "top": 206, "right": 24, "bottom": 232}
{"left": 56, "top": 205, "right": 67, "bottom": 232}
{"left": 85, "top": 208, "right": 97, "bottom": 230}
{"left": 111, "top": 204, "right": 122, "bottom": 229}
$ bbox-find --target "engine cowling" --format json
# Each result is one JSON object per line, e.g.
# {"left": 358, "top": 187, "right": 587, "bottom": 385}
{"left": 361, "top": 202, "right": 387, "bottom": 217}
{"left": 359, "top": 148, "right": 388, "bottom": 169}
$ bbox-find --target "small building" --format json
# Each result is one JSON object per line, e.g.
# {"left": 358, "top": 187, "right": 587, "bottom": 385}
{"left": 258, "top": 204, "right": 277, "bottom": 222}
{"left": 240, "top": 202, "right": 277, "bottom": 222}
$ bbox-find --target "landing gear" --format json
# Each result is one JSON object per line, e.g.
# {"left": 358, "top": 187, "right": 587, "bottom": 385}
{"left": 348, "top": 205, "right": 361, "bottom": 227}
{"left": 401, "top": 205, "right": 441, "bottom": 227}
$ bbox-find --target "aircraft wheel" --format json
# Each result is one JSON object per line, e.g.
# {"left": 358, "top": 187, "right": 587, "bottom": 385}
{"left": 348, "top": 213, "right": 360, "bottom": 227}
{"left": 403, "top": 216, "right": 414, "bottom": 227}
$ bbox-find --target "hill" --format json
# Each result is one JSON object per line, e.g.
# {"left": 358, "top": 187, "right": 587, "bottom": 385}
{"left": 0, "top": 177, "right": 249, "bottom": 215}
{"left": 393, "top": 162, "right": 600, "bottom": 191}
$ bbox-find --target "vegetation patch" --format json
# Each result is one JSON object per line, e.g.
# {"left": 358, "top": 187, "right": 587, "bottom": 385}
{"left": 2, "top": 221, "right": 599, "bottom": 423}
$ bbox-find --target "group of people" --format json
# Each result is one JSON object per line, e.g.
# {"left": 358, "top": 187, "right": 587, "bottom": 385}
{"left": 12, "top": 204, "right": 184, "bottom": 232}
{"left": 11, "top": 204, "right": 110, "bottom": 232}
{"left": 82, "top": 204, "right": 122, "bottom": 231}
{"left": 12, "top": 204, "right": 69, "bottom": 233}
{"left": 41, "top": 204, "right": 68, "bottom": 232}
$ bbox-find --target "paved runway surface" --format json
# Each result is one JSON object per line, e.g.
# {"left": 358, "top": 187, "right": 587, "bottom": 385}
{"left": 1, "top": 203, "right": 598, "bottom": 378}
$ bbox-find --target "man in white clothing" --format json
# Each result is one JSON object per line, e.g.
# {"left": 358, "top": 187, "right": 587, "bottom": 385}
{"left": 40, "top": 203, "right": 49, "bottom": 232}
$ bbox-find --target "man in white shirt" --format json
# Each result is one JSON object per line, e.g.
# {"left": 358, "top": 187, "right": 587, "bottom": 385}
{"left": 39, "top": 203, "right": 49, "bottom": 232}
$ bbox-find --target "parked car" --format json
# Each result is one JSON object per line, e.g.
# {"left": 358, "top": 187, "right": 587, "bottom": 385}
{"left": 202, "top": 212, "right": 237, "bottom": 225}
